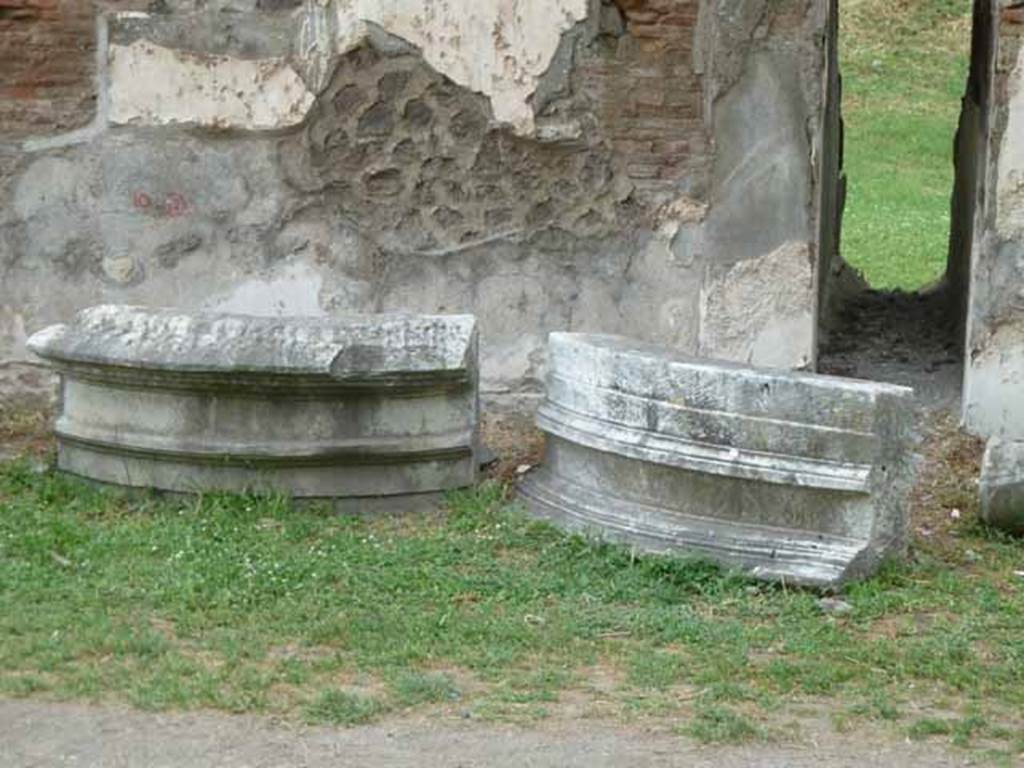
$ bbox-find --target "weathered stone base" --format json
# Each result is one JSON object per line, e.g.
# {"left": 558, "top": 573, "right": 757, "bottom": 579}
{"left": 57, "top": 439, "right": 473, "bottom": 506}
{"left": 58, "top": 470, "right": 451, "bottom": 517}
{"left": 518, "top": 333, "right": 916, "bottom": 588}
{"left": 980, "top": 439, "right": 1024, "bottom": 535}
{"left": 521, "top": 438, "right": 878, "bottom": 587}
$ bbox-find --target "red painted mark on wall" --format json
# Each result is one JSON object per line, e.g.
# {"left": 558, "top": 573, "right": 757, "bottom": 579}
{"left": 164, "top": 193, "right": 190, "bottom": 218}
{"left": 132, "top": 191, "right": 192, "bottom": 217}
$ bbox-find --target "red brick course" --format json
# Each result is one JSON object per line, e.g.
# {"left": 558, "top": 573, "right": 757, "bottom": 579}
{"left": 578, "top": 0, "right": 708, "bottom": 198}
{"left": 0, "top": 0, "right": 102, "bottom": 138}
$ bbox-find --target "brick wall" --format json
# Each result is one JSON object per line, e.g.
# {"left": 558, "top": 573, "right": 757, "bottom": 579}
{"left": 577, "top": 0, "right": 708, "bottom": 199}
{"left": 0, "top": 0, "right": 98, "bottom": 139}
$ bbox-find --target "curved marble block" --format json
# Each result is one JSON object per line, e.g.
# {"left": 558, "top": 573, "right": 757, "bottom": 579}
{"left": 519, "top": 333, "right": 916, "bottom": 587}
{"left": 27, "top": 305, "right": 479, "bottom": 508}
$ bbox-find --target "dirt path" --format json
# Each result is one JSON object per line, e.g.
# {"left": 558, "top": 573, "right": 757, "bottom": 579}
{"left": 0, "top": 699, "right": 974, "bottom": 768}
{"left": 819, "top": 287, "right": 963, "bottom": 411}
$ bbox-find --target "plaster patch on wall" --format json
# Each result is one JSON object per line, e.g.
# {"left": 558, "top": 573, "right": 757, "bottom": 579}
{"left": 964, "top": 321, "right": 1024, "bottom": 440}
{"left": 699, "top": 241, "right": 815, "bottom": 369}
{"left": 657, "top": 195, "right": 708, "bottom": 269}
{"left": 329, "top": 0, "right": 590, "bottom": 135}
{"left": 997, "top": 43, "right": 1024, "bottom": 238}
{"left": 108, "top": 40, "right": 316, "bottom": 130}
{"left": 702, "top": 50, "right": 812, "bottom": 263}
{"left": 203, "top": 260, "right": 326, "bottom": 316}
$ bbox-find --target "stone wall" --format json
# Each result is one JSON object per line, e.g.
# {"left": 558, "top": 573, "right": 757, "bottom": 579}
{"left": 0, "top": 0, "right": 833, "bottom": 408}
{"left": 962, "top": 1, "right": 1024, "bottom": 440}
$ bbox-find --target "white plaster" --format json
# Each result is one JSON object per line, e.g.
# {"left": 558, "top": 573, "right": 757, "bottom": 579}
{"left": 997, "top": 44, "right": 1024, "bottom": 238}
{"left": 205, "top": 261, "right": 326, "bottom": 316}
{"left": 13, "top": 157, "right": 88, "bottom": 220}
{"left": 108, "top": 40, "right": 316, "bottom": 130}
{"left": 105, "top": 0, "right": 588, "bottom": 134}
{"left": 329, "top": 0, "right": 589, "bottom": 135}
{"left": 963, "top": 44, "right": 1024, "bottom": 441}
{"left": 964, "top": 323, "right": 1024, "bottom": 441}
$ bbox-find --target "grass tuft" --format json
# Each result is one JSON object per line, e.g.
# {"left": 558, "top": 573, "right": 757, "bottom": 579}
{"left": 389, "top": 671, "right": 460, "bottom": 707}
{"left": 908, "top": 717, "right": 954, "bottom": 740}
{"left": 679, "top": 703, "right": 764, "bottom": 744}
{"left": 627, "top": 650, "right": 685, "bottom": 691}
{"left": 304, "top": 689, "right": 389, "bottom": 725}
{"left": 1, "top": 449, "right": 1021, "bottom": 754}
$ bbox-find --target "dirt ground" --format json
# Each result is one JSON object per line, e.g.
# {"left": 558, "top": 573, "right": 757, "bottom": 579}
{"left": 819, "top": 286, "right": 963, "bottom": 410}
{"left": 0, "top": 699, "right": 977, "bottom": 768}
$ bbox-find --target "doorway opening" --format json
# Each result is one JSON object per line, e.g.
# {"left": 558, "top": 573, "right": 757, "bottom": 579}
{"left": 818, "top": 0, "right": 990, "bottom": 410}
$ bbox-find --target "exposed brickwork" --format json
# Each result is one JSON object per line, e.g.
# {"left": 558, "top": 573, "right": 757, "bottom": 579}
{"left": 576, "top": 0, "right": 708, "bottom": 198}
{"left": 286, "top": 1, "right": 746, "bottom": 255}
{"left": 1004, "top": 4, "right": 1024, "bottom": 26}
{"left": 0, "top": 0, "right": 99, "bottom": 139}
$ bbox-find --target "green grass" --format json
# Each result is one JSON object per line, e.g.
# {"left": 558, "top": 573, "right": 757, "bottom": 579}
{"left": 679, "top": 703, "right": 765, "bottom": 744}
{"left": 389, "top": 671, "right": 460, "bottom": 707}
{"left": 0, "top": 5, "right": 1014, "bottom": 758}
{"left": 1, "top": 460, "right": 1023, "bottom": 759}
{"left": 304, "top": 689, "right": 387, "bottom": 725}
{"left": 840, "top": 0, "right": 973, "bottom": 289}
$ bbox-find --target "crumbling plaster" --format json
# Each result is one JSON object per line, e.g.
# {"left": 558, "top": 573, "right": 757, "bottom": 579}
{"left": 110, "top": 0, "right": 591, "bottom": 135}
{"left": 108, "top": 40, "right": 316, "bottom": 130}
{"left": 329, "top": 0, "right": 592, "bottom": 136}
{"left": 1, "top": 0, "right": 832, "bottom": 407}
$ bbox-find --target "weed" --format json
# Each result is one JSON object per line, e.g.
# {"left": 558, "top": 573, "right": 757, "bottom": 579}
{"left": 679, "top": 703, "right": 764, "bottom": 744}
{"left": 304, "top": 689, "right": 388, "bottom": 725}
{"left": 908, "top": 717, "right": 953, "bottom": 740}
{"left": 389, "top": 672, "right": 460, "bottom": 707}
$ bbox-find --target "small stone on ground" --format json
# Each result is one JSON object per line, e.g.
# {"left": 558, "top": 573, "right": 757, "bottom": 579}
{"left": 816, "top": 597, "right": 853, "bottom": 616}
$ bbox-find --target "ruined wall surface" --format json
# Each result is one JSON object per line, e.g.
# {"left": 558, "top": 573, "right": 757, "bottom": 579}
{"left": 963, "top": 2, "right": 1024, "bottom": 440}
{"left": 1, "top": 0, "right": 831, "bottom": 407}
